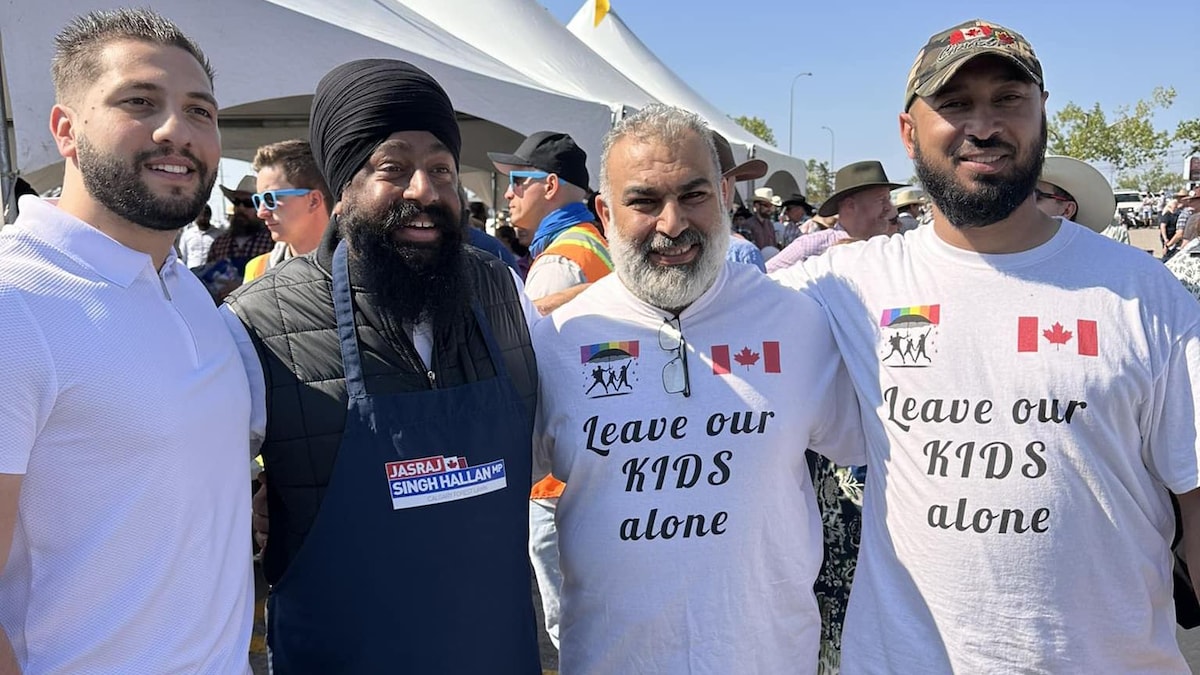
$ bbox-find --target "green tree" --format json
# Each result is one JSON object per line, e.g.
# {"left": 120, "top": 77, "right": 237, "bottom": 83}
{"left": 1116, "top": 161, "right": 1180, "bottom": 193}
{"left": 1176, "top": 118, "right": 1200, "bottom": 156}
{"left": 1047, "top": 87, "right": 1176, "bottom": 176}
{"left": 805, "top": 159, "right": 833, "bottom": 202}
{"left": 732, "top": 115, "right": 777, "bottom": 146}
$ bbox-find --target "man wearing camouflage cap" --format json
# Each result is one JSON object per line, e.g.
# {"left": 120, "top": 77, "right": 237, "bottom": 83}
{"left": 773, "top": 19, "right": 1200, "bottom": 672}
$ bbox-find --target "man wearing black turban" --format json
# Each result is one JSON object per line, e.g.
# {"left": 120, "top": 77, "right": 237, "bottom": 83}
{"left": 222, "top": 59, "right": 541, "bottom": 673}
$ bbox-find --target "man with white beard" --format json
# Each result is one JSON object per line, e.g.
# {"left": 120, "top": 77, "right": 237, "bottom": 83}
{"left": 531, "top": 104, "right": 865, "bottom": 674}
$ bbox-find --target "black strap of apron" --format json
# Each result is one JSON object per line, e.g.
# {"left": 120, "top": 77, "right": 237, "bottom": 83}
{"left": 332, "top": 240, "right": 367, "bottom": 400}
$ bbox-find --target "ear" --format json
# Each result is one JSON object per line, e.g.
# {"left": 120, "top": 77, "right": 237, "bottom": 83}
{"left": 1065, "top": 201, "right": 1078, "bottom": 221}
{"left": 595, "top": 191, "right": 613, "bottom": 232}
{"left": 899, "top": 112, "right": 917, "bottom": 160}
{"left": 719, "top": 176, "right": 734, "bottom": 207}
{"left": 543, "top": 173, "right": 560, "bottom": 201}
{"left": 50, "top": 104, "right": 79, "bottom": 162}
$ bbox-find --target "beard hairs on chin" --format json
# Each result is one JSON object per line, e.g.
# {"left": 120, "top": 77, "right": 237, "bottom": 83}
{"left": 340, "top": 211, "right": 471, "bottom": 334}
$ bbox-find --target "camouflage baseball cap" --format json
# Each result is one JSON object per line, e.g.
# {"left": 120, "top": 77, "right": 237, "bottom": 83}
{"left": 904, "top": 19, "right": 1042, "bottom": 111}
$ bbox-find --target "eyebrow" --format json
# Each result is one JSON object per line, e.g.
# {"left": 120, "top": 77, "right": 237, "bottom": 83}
{"left": 621, "top": 176, "right": 712, "bottom": 199}
{"left": 119, "top": 81, "right": 219, "bottom": 109}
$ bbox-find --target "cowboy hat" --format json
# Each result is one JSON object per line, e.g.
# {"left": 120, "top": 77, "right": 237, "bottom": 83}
{"left": 780, "top": 193, "right": 815, "bottom": 214}
{"left": 710, "top": 131, "right": 768, "bottom": 182}
{"left": 892, "top": 187, "right": 926, "bottom": 209}
{"left": 219, "top": 175, "right": 258, "bottom": 203}
{"left": 752, "top": 187, "right": 782, "bottom": 207}
{"left": 1039, "top": 155, "right": 1116, "bottom": 233}
{"left": 818, "top": 161, "right": 903, "bottom": 217}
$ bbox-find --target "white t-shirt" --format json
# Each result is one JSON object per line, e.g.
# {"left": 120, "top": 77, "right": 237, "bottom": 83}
{"left": 533, "top": 262, "right": 865, "bottom": 674}
{"left": 177, "top": 221, "right": 221, "bottom": 268}
{"left": 0, "top": 197, "right": 254, "bottom": 674}
{"left": 772, "top": 218, "right": 1200, "bottom": 673}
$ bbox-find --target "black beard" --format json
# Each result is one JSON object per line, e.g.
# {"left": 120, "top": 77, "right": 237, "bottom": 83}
{"left": 915, "top": 118, "right": 1047, "bottom": 229}
{"left": 76, "top": 137, "right": 214, "bottom": 231}
{"left": 228, "top": 210, "right": 265, "bottom": 236}
{"left": 338, "top": 198, "right": 468, "bottom": 332}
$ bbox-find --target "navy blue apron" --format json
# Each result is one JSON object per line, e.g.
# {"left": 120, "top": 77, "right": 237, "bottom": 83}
{"left": 266, "top": 240, "right": 539, "bottom": 674}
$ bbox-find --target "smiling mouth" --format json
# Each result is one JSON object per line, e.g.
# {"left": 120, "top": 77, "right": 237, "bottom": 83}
{"left": 649, "top": 243, "right": 698, "bottom": 265}
{"left": 146, "top": 163, "right": 193, "bottom": 176}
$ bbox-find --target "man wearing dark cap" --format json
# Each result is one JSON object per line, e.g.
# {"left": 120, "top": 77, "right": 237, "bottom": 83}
{"left": 490, "top": 131, "right": 613, "bottom": 301}
{"left": 779, "top": 193, "right": 817, "bottom": 247}
{"left": 489, "top": 131, "right": 612, "bottom": 651}
{"left": 222, "top": 58, "right": 541, "bottom": 673}
{"left": 773, "top": 19, "right": 1200, "bottom": 672}
{"left": 766, "top": 160, "right": 900, "bottom": 273}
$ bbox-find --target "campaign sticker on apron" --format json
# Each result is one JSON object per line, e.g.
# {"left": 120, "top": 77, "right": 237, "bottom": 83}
{"left": 385, "top": 455, "right": 508, "bottom": 510}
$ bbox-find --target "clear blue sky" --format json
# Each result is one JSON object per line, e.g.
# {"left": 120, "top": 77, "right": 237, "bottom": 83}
{"left": 541, "top": 0, "right": 1199, "bottom": 187}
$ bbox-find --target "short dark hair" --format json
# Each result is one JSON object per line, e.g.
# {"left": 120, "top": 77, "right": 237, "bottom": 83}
{"left": 52, "top": 8, "right": 214, "bottom": 104}
{"left": 252, "top": 140, "right": 333, "bottom": 215}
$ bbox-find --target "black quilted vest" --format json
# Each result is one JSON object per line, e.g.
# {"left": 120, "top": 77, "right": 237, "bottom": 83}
{"left": 226, "top": 227, "right": 538, "bottom": 583}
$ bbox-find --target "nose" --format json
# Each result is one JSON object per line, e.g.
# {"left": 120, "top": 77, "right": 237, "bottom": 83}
{"left": 504, "top": 182, "right": 517, "bottom": 201}
{"left": 256, "top": 201, "right": 272, "bottom": 220}
{"left": 403, "top": 169, "right": 437, "bottom": 205}
{"left": 962, "top": 109, "right": 1003, "bottom": 145}
{"left": 150, "top": 107, "right": 192, "bottom": 148}
{"left": 656, "top": 199, "right": 688, "bottom": 239}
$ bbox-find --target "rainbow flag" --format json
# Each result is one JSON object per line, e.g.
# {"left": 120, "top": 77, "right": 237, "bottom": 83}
{"left": 580, "top": 340, "right": 639, "bottom": 363}
{"left": 880, "top": 304, "right": 940, "bottom": 327}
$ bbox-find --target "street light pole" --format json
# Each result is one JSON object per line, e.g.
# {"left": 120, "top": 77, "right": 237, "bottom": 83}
{"left": 821, "top": 125, "right": 835, "bottom": 169}
{"left": 788, "top": 71, "right": 813, "bottom": 155}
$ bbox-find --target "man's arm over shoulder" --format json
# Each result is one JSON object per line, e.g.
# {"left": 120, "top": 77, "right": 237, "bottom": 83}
{"left": 792, "top": 292, "right": 867, "bottom": 466}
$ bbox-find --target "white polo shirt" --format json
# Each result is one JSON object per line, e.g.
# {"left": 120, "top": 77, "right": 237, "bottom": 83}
{"left": 0, "top": 197, "right": 253, "bottom": 674}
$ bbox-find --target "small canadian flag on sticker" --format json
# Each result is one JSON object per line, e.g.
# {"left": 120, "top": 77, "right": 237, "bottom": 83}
{"left": 1017, "top": 317, "right": 1098, "bottom": 356}
{"left": 712, "top": 342, "right": 781, "bottom": 374}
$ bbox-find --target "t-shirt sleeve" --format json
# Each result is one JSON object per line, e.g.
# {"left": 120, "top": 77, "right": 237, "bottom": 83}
{"left": 1146, "top": 319, "right": 1200, "bottom": 494}
{"left": 0, "top": 288, "right": 56, "bottom": 474}
{"left": 219, "top": 304, "right": 267, "bottom": 458}
{"left": 806, "top": 309, "right": 868, "bottom": 466}
{"left": 524, "top": 254, "right": 586, "bottom": 300}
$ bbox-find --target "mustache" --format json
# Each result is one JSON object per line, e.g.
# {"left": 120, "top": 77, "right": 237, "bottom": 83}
{"left": 380, "top": 199, "right": 457, "bottom": 231}
{"left": 955, "top": 136, "right": 1017, "bottom": 157}
{"left": 642, "top": 228, "right": 703, "bottom": 253}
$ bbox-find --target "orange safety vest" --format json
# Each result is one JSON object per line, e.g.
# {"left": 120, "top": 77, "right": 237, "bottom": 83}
{"left": 242, "top": 252, "right": 271, "bottom": 283}
{"left": 532, "top": 222, "right": 613, "bottom": 283}
{"left": 530, "top": 222, "right": 613, "bottom": 500}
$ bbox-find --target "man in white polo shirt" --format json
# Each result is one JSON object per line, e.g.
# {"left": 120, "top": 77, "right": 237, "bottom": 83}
{"left": 0, "top": 9, "right": 252, "bottom": 673}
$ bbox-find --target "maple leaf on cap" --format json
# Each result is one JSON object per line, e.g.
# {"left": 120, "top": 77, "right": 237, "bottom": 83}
{"left": 1043, "top": 322, "right": 1073, "bottom": 348}
{"left": 734, "top": 347, "right": 760, "bottom": 369}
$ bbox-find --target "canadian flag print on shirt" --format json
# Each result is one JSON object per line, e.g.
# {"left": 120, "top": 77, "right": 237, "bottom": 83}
{"left": 711, "top": 342, "right": 781, "bottom": 375}
{"left": 1017, "top": 317, "right": 1098, "bottom": 356}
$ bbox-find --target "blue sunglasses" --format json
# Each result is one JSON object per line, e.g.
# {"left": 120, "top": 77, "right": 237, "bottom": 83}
{"left": 509, "top": 170, "right": 549, "bottom": 188}
{"left": 252, "top": 188, "right": 312, "bottom": 211}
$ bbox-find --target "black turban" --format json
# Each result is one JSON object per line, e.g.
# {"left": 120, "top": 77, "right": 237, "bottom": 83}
{"left": 309, "top": 59, "right": 461, "bottom": 200}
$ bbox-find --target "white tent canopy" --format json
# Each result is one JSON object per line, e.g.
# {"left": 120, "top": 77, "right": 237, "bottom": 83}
{"left": 566, "top": 2, "right": 805, "bottom": 199}
{"left": 401, "top": 0, "right": 656, "bottom": 115}
{"left": 0, "top": 0, "right": 616, "bottom": 204}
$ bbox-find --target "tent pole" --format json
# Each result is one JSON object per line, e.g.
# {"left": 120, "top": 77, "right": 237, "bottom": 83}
{"left": 0, "top": 44, "right": 15, "bottom": 224}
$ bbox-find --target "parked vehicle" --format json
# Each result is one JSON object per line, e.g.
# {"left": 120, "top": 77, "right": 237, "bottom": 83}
{"left": 1113, "top": 189, "right": 1146, "bottom": 227}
